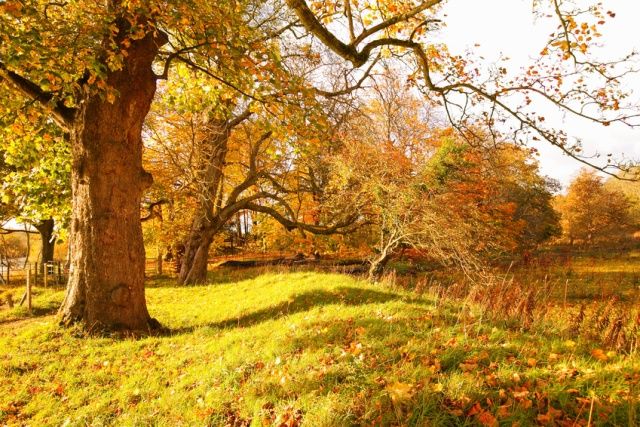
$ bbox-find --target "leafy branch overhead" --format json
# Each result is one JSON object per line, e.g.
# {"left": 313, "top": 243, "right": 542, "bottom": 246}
{"left": 0, "top": 0, "right": 639, "bottom": 333}
{"left": 286, "top": 0, "right": 640, "bottom": 176}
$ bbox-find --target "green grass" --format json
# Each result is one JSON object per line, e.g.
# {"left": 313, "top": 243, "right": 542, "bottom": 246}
{"left": 0, "top": 269, "right": 638, "bottom": 426}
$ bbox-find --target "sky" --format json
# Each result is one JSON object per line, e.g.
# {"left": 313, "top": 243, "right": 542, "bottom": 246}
{"left": 440, "top": 0, "right": 640, "bottom": 187}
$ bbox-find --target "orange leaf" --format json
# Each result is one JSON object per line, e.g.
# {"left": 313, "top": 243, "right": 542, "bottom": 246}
{"left": 537, "top": 413, "right": 551, "bottom": 423}
{"left": 591, "top": 348, "right": 609, "bottom": 361}
{"left": 467, "top": 402, "right": 482, "bottom": 416}
{"left": 477, "top": 410, "right": 498, "bottom": 427}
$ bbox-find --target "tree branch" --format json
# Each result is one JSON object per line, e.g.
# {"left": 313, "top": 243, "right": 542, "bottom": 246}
{"left": 140, "top": 199, "right": 168, "bottom": 222}
{"left": 352, "top": 0, "right": 442, "bottom": 46}
{"left": 0, "top": 61, "right": 76, "bottom": 130}
{"left": 246, "top": 202, "right": 360, "bottom": 235}
{"left": 288, "top": 0, "right": 639, "bottom": 178}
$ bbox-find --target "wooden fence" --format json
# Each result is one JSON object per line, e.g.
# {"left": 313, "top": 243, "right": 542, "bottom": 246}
{"left": 0, "top": 261, "right": 67, "bottom": 313}
{"left": 0, "top": 261, "right": 67, "bottom": 287}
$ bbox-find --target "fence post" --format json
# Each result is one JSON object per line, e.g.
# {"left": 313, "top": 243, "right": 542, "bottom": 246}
{"left": 58, "top": 262, "right": 62, "bottom": 284}
{"left": 26, "top": 267, "right": 32, "bottom": 313}
{"left": 157, "top": 252, "right": 163, "bottom": 275}
{"left": 6, "top": 259, "right": 9, "bottom": 285}
{"left": 44, "top": 263, "right": 48, "bottom": 288}
{"left": 34, "top": 262, "right": 38, "bottom": 286}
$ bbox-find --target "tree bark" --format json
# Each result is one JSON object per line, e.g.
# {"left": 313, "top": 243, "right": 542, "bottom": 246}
{"left": 179, "top": 226, "right": 220, "bottom": 284}
{"left": 368, "top": 253, "right": 391, "bottom": 281}
{"left": 59, "top": 23, "right": 166, "bottom": 332}
{"left": 35, "top": 219, "right": 55, "bottom": 271}
{"left": 178, "top": 119, "right": 230, "bottom": 285}
{"left": 156, "top": 245, "right": 163, "bottom": 275}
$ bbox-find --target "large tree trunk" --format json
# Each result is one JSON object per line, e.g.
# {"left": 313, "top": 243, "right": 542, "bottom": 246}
{"left": 35, "top": 219, "right": 55, "bottom": 269}
{"left": 178, "top": 120, "right": 230, "bottom": 285}
{"left": 59, "top": 23, "right": 166, "bottom": 332}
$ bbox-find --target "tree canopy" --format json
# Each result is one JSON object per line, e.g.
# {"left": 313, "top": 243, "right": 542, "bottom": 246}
{"left": 0, "top": 0, "right": 638, "bottom": 331}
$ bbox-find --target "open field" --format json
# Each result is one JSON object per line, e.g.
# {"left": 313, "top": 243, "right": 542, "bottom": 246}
{"left": 0, "top": 253, "right": 638, "bottom": 426}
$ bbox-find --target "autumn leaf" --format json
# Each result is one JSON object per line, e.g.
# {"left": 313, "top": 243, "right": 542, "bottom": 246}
{"left": 386, "top": 382, "right": 414, "bottom": 404}
{"left": 467, "top": 402, "right": 482, "bottom": 416}
{"left": 477, "top": 410, "right": 498, "bottom": 427}
{"left": 590, "top": 348, "right": 609, "bottom": 361}
{"left": 536, "top": 413, "right": 551, "bottom": 424}
{"left": 459, "top": 361, "right": 478, "bottom": 372}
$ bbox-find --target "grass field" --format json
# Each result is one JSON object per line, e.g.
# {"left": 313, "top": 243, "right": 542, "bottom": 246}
{"left": 0, "top": 254, "right": 638, "bottom": 426}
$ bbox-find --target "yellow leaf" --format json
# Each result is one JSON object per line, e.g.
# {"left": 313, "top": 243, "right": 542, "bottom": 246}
{"left": 386, "top": 382, "right": 414, "bottom": 403}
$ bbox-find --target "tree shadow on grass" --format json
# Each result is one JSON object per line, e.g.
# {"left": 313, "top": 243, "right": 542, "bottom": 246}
{"left": 0, "top": 304, "right": 59, "bottom": 326}
{"left": 146, "top": 267, "right": 294, "bottom": 289}
{"left": 167, "top": 286, "right": 421, "bottom": 335}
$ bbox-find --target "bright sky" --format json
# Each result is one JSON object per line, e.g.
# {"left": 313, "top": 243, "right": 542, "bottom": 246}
{"left": 441, "top": 0, "right": 640, "bottom": 187}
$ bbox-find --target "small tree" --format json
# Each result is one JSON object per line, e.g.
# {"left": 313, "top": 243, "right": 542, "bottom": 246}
{"left": 487, "top": 146, "right": 561, "bottom": 251}
{"left": 605, "top": 168, "right": 640, "bottom": 226}
{"left": 556, "top": 170, "right": 633, "bottom": 245}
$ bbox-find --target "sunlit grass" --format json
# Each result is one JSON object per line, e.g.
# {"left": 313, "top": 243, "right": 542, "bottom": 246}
{"left": 0, "top": 268, "right": 638, "bottom": 426}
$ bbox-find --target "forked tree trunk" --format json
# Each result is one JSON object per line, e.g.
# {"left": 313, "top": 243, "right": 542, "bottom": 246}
{"left": 178, "top": 120, "right": 230, "bottom": 285}
{"left": 35, "top": 219, "right": 55, "bottom": 269}
{"left": 179, "top": 226, "right": 219, "bottom": 284}
{"left": 59, "top": 24, "right": 166, "bottom": 332}
{"left": 368, "top": 253, "right": 391, "bottom": 281}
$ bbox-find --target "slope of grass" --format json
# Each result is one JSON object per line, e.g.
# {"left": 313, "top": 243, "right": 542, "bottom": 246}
{"left": 0, "top": 270, "right": 638, "bottom": 426}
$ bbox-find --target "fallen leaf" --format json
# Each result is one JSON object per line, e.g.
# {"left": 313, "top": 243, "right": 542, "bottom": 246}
{"left": 459, "top": 362, "right": 478, "bottom": 372}
{"left": 590, "top": 349, "right": 608, "bottom": 362}
{"left": 386, "top": 382, "right": 414, "bottom": 404}
{"left": 537, "top": 413, "right": 551, "bottom": 423}
{"left": 467, "top": 402, "right": 482, "bottom": 416}
{"left": 477, "top": 410, "right": 498, "bottom": 427}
